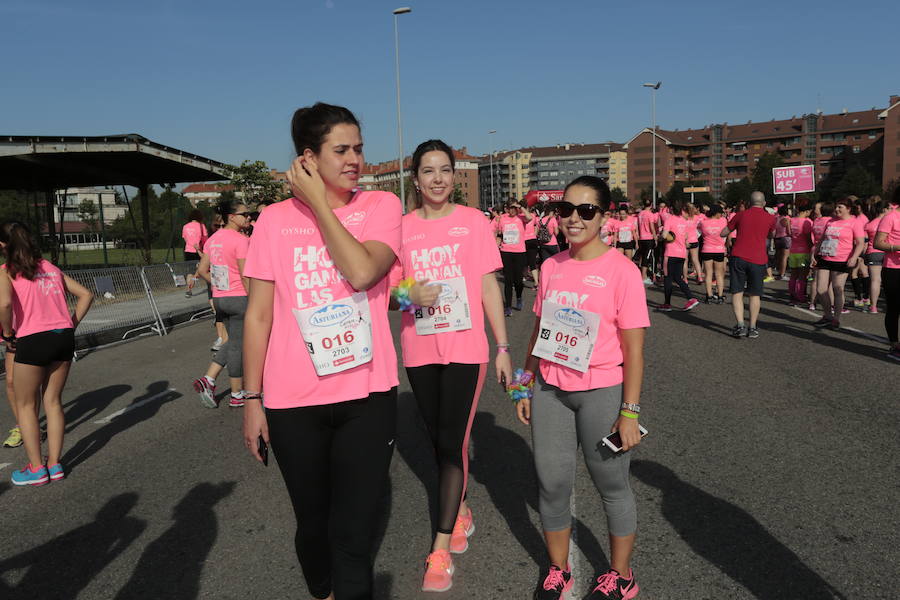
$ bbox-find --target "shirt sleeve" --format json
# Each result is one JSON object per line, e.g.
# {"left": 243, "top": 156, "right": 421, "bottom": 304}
{"left": 243, "top": 210, "right": 275, "bottom": 281}
{"left": 877, "top": 212, "right": 897, "bottom": 234}
{"left": 615, "top": 262, "right": 651, "bottom": 330}
{"left": 480, "top": 216, "right": 503, "bottom": 274}
{"left": 852, "top": 219, "right": 865, "bottom": 239}
{"left": 533, "top": 259, "right": 552, "bottom": 315}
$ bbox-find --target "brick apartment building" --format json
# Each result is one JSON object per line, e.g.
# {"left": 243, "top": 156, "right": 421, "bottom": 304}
{"left": 625, "top": 95, "right": 900, "bottom": 201}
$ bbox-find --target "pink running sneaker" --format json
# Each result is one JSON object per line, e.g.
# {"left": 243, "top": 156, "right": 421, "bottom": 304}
{"left": 656, "top": 304, "right": 673, "bottom": 312}
{"left": 193, "top": 377, "right": 217, "bottom": 409}
{"left": 869, "top": 306, "right": 878, "bottom": 314}
{"left": 586, "top": 568, "right": 639, "bottom": 599}
{"left": 449, "top": 511, "right": 474, "bottom": 554}
{"left": 421, "top": 549, "right": 454, "bottom": 592}
{"left": 683, "top": 298, "right": 700, "bottom": 311}
{"left": 534, "top": 564, "right": 572, "bottom": 600}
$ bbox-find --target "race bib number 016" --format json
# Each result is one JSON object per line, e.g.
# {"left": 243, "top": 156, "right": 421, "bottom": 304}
{"left": 414, "top": 276, "right": 472, "bottom": 335}
{"left": 531, "top": 300, "right": 600, "bottom": 373}
{"left": 293, "top": 292, "right": 374, "bottom": 376}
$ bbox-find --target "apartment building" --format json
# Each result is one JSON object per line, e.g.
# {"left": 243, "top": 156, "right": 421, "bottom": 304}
{"left": 625, "top": 96, "right": 899, "bottom": 201}
{"left": 370, "top": 147, "right": 480, "bottom": 211}
{"left": 607, "top": 149, "right": 628, "bottom": 192}
{"left": 529, "top": 142, "right": 623, "bottom": 191}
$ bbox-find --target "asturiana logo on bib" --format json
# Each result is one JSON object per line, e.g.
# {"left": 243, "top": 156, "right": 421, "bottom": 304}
{"left": 448, "top": 227, "right": 469, "bottom": 237}
{"left": 554, "top": 308, "right": 585, "bottom": 328}
{"left": 582, "top": 275, "right": 606, "bottom": 288}
{"left": 310, "top": 304, "right": 354, "bottom": 327}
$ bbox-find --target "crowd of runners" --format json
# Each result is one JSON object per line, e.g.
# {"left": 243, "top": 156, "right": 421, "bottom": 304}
{"left": 1, "top": 100, "right": 899, "bottom": 600}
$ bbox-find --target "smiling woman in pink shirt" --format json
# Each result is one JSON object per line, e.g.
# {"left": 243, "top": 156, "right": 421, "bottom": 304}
{"left": 811, "top": 198, "right": 866, "bottom": 329}
{"left": 241, "top": 103, "right": 401, "bottom": 600}
{"left": 0, "top": 221, "right": 93, "bottom": 487}
{"left": 518, "top": 176, "right": 649, "bottom": 600}
{"left": 391, "top": 139, "right": 512, "bottom": 592}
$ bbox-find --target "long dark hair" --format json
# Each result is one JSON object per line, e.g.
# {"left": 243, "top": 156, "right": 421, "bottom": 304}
{"left": 563, "top": 176, "right": 611, "bottom": 210}
{"left": 0, "top": 221, "right": 43, "bottom": 280}
{"left": 411, "top": 139, "right": 455, "bottom": 209}
{"left": 291, "top": 102, "right": 361, "bottom": 156}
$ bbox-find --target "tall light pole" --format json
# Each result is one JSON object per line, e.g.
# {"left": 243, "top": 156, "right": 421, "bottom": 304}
{"left": 643, "top": 81, "right": 661, "bottom": 208}
{"left": 393, "top": 7, "right": 412, "bottom": 210}
{"left": 488, "top": 130, "right": 497, "bottom": 209}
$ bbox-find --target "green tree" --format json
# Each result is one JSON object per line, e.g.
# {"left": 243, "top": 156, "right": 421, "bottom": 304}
{"left": 723, "top": 177, "right": 753, "bottom": 208}
{"left": 750, "top": 152, "right": 784, "bottom": 202}
{"left": 610, "top": 187, "right": 628, "bottom": 207}
{"left": 831, "top": 164, "right": 882, "bottom": 199}
{"left": 227, "top": 160, "right": 283, "bottom": 206}
{"left": 452, "top": 184, "right": 466, "bottom": 204}
{"left": 77, "top": 198, "right": 99, "bottom": 236}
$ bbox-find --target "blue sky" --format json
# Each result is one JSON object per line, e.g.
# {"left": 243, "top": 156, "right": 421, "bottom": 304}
{"left": 2, "top": 0, "right": 896, "bottom": 172}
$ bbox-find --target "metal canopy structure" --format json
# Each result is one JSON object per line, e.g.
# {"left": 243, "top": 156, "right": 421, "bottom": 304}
{"left": 0, "top": 134, "right": 230, "bottom": 263}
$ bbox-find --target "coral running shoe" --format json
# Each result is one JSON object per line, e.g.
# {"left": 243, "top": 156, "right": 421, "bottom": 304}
{"left": 683, "top": 298, "right": 700, "bottom": 311}
{"left": 193, "top": 377, "right": 217, "bottom": 408}
{"left": 11, "top": 463, "right": 49, "bottom": 486}
{"left": 533, "top": 564, "right": 572, "bottom": 600}
{"left": 3, "top": 426, "right": 22, "bottom": 448}
{"left": 449, "top": 511, "right": 474, "bottom": 554}
{"left": 421, "top": 549, "right": 454, "bottom": 592}
{"left": 586, "top": 568, "right": 639, "bottom": 600}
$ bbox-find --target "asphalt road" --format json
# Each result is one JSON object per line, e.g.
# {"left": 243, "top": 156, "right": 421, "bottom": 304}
{"left": 0, "top": 277, "right": 896, "bottom": 600}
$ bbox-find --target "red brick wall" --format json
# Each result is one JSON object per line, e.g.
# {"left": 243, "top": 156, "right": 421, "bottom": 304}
{"left": 627, "top": 130, "right": 673, "bottom": 203}
{"left": 884, "top": 96, "right": 900, "bottom": 193}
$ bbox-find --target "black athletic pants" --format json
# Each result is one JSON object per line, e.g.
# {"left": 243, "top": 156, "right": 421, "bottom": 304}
{"left": 664, "top": 256, "right": 693, "bottom": 304}
{"left": 406, "top": 363, "right": 485, "bottom": 534}
{"left": 500, "top": 251, "right": 526, "bottom": 307}
{"left": 266, "top": 389, "right": 397, "bottom": 600}
{"left": 884, "top": 267, "right": 900, "bottom": 344}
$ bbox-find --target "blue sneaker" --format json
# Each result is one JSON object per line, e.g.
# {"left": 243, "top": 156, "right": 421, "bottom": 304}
{"left": 48, "top": 463, "right": 65, "bottom": 481}
{"left": 11, "top": 464, "right": 49, "bottom": 486}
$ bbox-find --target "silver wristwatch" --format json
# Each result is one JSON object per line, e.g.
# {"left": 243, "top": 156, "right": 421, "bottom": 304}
{"left": 620, "top": 402, "right": 641, "bottom": 414}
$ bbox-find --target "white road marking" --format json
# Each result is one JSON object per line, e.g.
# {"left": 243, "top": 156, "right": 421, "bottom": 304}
{"left": 0, "top": 463, "right": 11, "bottom": 472}
{"left": 568, "top": 492, "right": 583, "bottom": 598}
{"left": 93, "top": 388, "right": 177, "bottom": 424}
{"left": 842, "top": 326, "right": 889, "bottom": 345}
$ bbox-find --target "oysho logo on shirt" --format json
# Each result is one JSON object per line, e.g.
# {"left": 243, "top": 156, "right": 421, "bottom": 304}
{"left": 448, "top": 227, "right": 469, "bottom": 237}
{"left": 582, "top": 275, "right": 606, "bottom": 288}
{"left": 342, "top": 212, "right": 366, "bottom": 228}
{"left": 281, "top": 227, "right": 317, "bottom": 236}
{"left": 404, "top": 233, "right": 426, "bottom": 244}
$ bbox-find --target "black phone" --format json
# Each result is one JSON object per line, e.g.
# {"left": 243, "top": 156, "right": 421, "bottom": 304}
{"left": 257, "top": 435, "right": 268, "bottom": 467}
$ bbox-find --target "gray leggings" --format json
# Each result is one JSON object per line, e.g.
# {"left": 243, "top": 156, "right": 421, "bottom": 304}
{"left": 211, "top": 295, "right": 247, "bottom": 378}
{"left": 531, "top": 377, "right": 637, "bottom": 536}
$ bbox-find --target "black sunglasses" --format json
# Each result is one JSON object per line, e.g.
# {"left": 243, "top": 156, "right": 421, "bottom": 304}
{"left": 555, "top": 202, "right": 601, "bottom": 220}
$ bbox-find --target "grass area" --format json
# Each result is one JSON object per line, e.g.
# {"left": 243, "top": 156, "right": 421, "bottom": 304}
{"left": 44, "top": 247, "right": 183, "bottom": 267}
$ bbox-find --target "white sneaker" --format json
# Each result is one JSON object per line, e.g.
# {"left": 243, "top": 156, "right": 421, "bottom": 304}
{"left": 211, "top": 337, "right": 223, "bottom": 351}
{"left": 642, "top": 278, "right": 653, "bottom": 286}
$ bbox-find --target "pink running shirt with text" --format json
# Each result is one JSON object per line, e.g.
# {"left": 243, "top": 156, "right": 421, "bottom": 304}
{"left": 637, "top": 209, "right": 656, "bottom": 240}
{"left": 4, "top": 260, "right": 73, "bottom": 338}
{"left": 533, "top": 249, "right": 650, "bottom": 391}
{"left": 393, "top": 206, "right": 502, "bottom": 367}
{"left": 819, "top": 217, "right": 865, "bottom": 262}
{"left": 877, "top": 210, "right": 900, "bottom": 268}
{"left": 494, "top": 214, "right": 527, "bottom": 253}
{"left": 663, "top": 214, "right": 688, "bottom": 259}
{"left": 811, "top": 216, "right": 830, "bottom": 245}
{"left": 523, "top": 215, "right": 538, "bottom": 241}
{"left": 242, "top": 192, "right": 402, "bottom": 409}
{"left": 789, "top": 217, "right": 814, "bottom": 254}
{"left": 699, "top": 217, "right": 727, "bottom": 253}
{"left": 616, "top": 216, "right": 637, "bottom": 244}
{"left": 182, "top": 221, "right": 207, "bottom": 254}
{"left": 864, "top": 217, "right": 883, "bottom": 255}
{"left": 204, "top": 228, "right": 250, "bottom": 297}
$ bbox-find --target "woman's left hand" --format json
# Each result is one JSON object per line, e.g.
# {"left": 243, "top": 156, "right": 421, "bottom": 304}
{"left": 287, "top": 156, "right": 328, "bottom": 212}
{"left": 612, "top": 415, "right": 641, "bottom": 452}
{"left": 495, "top": 351, "right": 512, "bottom": 385}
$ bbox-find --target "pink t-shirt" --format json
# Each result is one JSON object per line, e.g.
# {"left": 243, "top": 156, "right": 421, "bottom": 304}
{"left": 242, "top": 191, "right": 402, "bottom": 409}
{"left": 811, "top": 216, "right": 831, "bottom": 245}
{"left": 494, "top": 214, "right": 526, "bottom": 253}
{"left": 855, "top": 213, "right": 870, "bottom": 227}
{"left": 600, "top": 219, "right": 618, "bottom": 246}
{"left": 864, "top": 217, "right": 883, "bottom": 255}
{"left": 534, "top": 249, "right": 650, "bottom": 391}
{"left": 204, "top": 228, "right": 250, "bottom": 297}
{"left": 637, "top": 209, "right": 656, "bottom": 240}
{"left": 4, "top": 260, "right": 73, "bottom": 338}
{"left": 663, "top": 214, "right": 688, "bottom": 259}
{"left": 818, "top": 217, "right": 865, "bottom": 262}
{"left": 685, "top": 215, "right": 700, "bottom": 244}
{"left": 699, "top": 217, "right": 727, "bottom": 253}
{"left": 182, "top": 221, "right": 208, "bottom": 254}
{"left": 538, "top": 215, "right": 559, "bottom": 247}
{"left": 393, "top": 206, "right": 502, "bottom": 367}
{"left": 789, "top": 217, "right": 814, "bottom": 254}
{"left": 523, "top": 215, "right": 538, "bottom": 241}
{"left": 616, "top": 216, "right": 637, "bottom": 244}
{"left": 774, "top": 216, "right": 789, "bottom": 239}
{"left": 877, "top": 210, "right": 900, "bottom": 269}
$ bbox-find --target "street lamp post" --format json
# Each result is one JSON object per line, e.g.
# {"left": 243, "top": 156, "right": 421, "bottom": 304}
{"left": 488, "top": 130, "right": 497, "bottom": 209}
{"left": 393, "top": 7, "right": 412, "bottom": 210}
{"left": 643, "top": 81, "right": 661, "bottom": 208}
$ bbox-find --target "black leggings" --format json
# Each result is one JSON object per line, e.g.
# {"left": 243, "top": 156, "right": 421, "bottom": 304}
{"left": 884, "top": 267, "right": 900, "bottom": 344}
{"left": 664, "top": 256, "right": 693, "bottom": 304}
{"left": 406, "top": 363, "right": 485, "bottom": 534}
{"left": 500, "top": 251, "right": 526, "bottom": 307}
{"left": 525, "top": 239, "right": 540, "bottom": 271}
{"left": 266, "top": 389, "right": 397, "bottom": 600}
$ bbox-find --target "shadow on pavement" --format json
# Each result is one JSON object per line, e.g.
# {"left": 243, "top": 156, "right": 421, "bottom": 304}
{"left": 395, "top": 391, "right": 440, "bottom": 533}
{"left": 0, "top": 492, "right": 146, "bottom": 600}
{"left": 62, "top": 381, "right": 181, "bottom": 472}
{"left": 114, "top": 481, "right": 236, "bottom": 600}
{"left": 373, "top": 572, "right": 393, "bottom": 600}
{"left": 0, "top": 481, "right": 9, "bottom": 500}
{"left": 469, "top": 412, "right": 547, "bottom": 567}
{"left": 64, "top": 384, "right": 132, "bottom": 433}
{"left": 631, "top": 460, "right": 847, "bottom": 600}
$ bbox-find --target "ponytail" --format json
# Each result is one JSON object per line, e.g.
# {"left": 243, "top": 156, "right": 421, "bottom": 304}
{"left": 0, "top": 221, "right": 42, "bottom": 280}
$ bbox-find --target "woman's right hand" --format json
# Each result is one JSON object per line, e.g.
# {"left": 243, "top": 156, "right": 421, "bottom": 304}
{"left": 242, "top": 399, "right": 269, "bottom": 463}
{"left": 409, "top": 280, "right": 441, "bottom": 307}
{"left": 515, "top": 397, "right": 531, "bottom": 426}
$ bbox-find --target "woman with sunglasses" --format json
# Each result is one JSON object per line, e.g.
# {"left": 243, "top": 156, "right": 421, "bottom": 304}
{"left": 391, "top": 139, "right": 512, "bottom": 592}
{"left": 494, "top": 201, "right": 529, "bottom": 315}
{"left": 518, "top": 176, "right": 649, "bottom": 600}
{"left": 659, "top": 198, "right": 700, "bottom": 312}
{"left": 811, "top": 198, "right": 866, "bottom": 329}
{"left": 192, "top": 199, "right": 252, "bottom": 409}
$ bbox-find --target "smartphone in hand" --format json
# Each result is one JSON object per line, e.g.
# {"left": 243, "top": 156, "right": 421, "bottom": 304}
{"left": 602, "top": 424, "right": 648, "bottom": 453}
{"left": 257, "top": 435, "right": 268, "bottom": 467}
